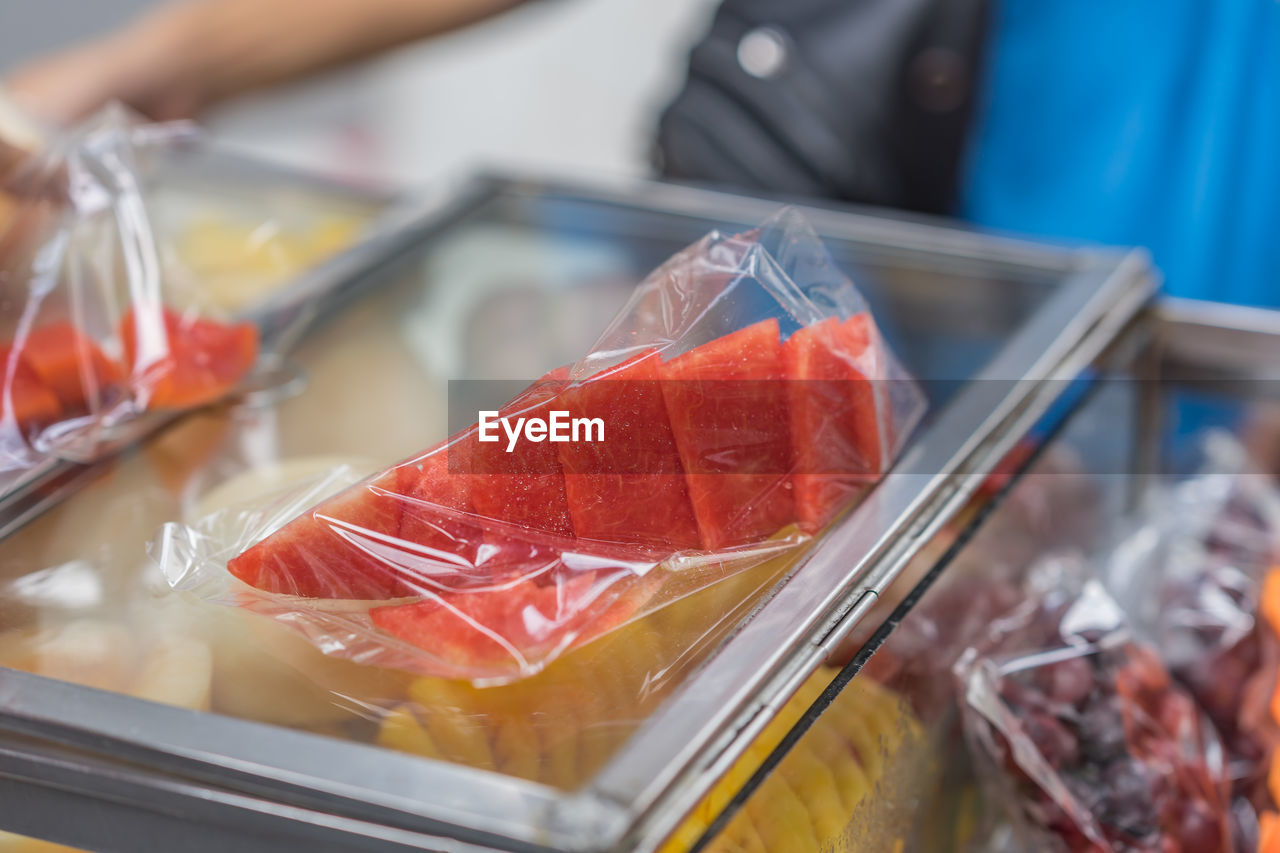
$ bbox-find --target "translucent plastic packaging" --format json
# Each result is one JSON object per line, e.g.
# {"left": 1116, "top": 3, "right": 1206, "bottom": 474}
{"left": 0, "top": 106, "right": 264, "bottom": 474}
{"left": 159, "top": 210, "right": 925, "bottom": 684}
{"left": 1104, "top": 433, "right": 1280, "bottom": 847}
{"left": 957, "top": 559, "right": 1235, "bottom": 853}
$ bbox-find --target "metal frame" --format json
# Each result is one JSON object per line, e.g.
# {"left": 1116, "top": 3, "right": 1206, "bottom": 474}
{"left": 1156, "top": 297, "right": 1280, "bottom": 381}
{"left": 0, "top": 173, "right": 1156, "bottom": 853}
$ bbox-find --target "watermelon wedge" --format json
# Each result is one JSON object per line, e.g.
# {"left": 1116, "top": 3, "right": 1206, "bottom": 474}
{"left": 782, "top": 314, "right": 881, "bottom": 533}
{"left": 660, "top": 318, "right": 795, "bottom": 550}
{"left": 21, "top": 322, "right": 124, "bottom": 413}
{"left": 468, "top": 367, "right": 574, "bottom": 539}
{"left": 393, "top": 439, "right": 497, "bottom": 593}
{"left": 120, "top": 305, "right": 258, "bottom": 410}
{"left": 227, "top": 467, "right": 406, "bottom": 599}
{"left": 370, "top": 567, "right": 654, "bottom": 675}
{"left": 557, "top": 350, "right": 701, "bottom": 552}
{"left": 0, "top": 345, "right": 62, "bottom": 432}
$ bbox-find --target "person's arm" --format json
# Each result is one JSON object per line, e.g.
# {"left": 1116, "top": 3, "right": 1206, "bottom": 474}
{"left": 6, "top": 0, "right": 527, "bottom": 123}
{"left": 0, "top": 138, "right": 27, "bottom": 180}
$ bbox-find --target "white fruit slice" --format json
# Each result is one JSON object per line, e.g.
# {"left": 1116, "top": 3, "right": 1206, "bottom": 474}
{"left": 129, "top": 635, "right": 213, "bottom": 711}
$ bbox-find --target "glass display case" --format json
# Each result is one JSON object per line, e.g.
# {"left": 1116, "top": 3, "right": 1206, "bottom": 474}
{"left": 0, "top": 174, "right": 1157, "bottom": 853}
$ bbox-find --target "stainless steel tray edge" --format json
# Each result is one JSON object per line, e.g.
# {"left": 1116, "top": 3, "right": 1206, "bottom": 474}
{"left": 596, "top": 248, "right": 1156, "bottom": 853}
{"left": 0, "top": 667, "right": 614, "bottom": 852}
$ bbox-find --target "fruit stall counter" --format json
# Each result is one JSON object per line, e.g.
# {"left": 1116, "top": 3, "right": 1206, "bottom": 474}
{"left": 0, "top": 174, "right": 1156, "bottom": 852}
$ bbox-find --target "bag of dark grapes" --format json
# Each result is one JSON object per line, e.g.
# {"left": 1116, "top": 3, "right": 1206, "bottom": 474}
{"left": 1105, "top": 432, "right": 1280, "bottom": 849}
{"left": 956, "top": 557, "right": 1235, "bottom": 853}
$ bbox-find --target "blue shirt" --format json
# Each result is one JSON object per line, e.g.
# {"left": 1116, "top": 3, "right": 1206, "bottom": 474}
{"left": 961, "top": 1, "right": 1280, "bottom": 308}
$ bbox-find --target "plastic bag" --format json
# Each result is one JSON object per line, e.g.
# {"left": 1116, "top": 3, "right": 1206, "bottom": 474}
{"left": 158, "top": 209, "right": 926, "bottom": 684}
{"left": 956, "top": 558, "right": 1235, "bottom": 853}
{"left": 1104, "top": 432, "right": 1280, "bottom": 847}
{"left": 0, "top": 104, "right": 373, "bottom": 480}
{"left": 0, "top": 106, "right": 265, "bottom": 476}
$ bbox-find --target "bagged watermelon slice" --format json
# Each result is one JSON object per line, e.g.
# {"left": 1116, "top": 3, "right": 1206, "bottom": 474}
{"left": 369, "top": 568, "right": 659, "bottom": 678}
{"left": 783, "top": 314, "right": 883, "bottom": 533}
{"left": 558, "top": 350, "right": 701, "bottom": 553}
{"left": 227, "top": 467, "right": 406, "bottom": 599}
{"left": 0, "top": 106, "right": 274, "bottom": 475}
{"left": 160, "top": 208, "right": 925, "bottom": 683}
{"left": 21, "top": 322, "right": 125, "bottom": 414}
{"left": 660, "top": 318, "right": 795, "bottom": 550}
{"left": 467, "top": 367, "right": 575, "bottom": 539}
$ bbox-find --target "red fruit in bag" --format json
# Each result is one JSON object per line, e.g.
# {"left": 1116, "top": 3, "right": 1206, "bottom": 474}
{"left": 468, "top": 367, "right": 575, "bottom": 539}
{"left": 395, "top": 438, "right": 509, "bottom": 591}
{"left": 120, "top": 305, "right": 258, "bottom": 410}
{"left": 370, "top": 569, "right": 647, "bottom": 673}
{"left": 227, "top": 468, "right": 406, "bottom": 599}
{"left": 558, "top": 350, "right": 701, "bottom": 551}
{"left": 0, "top": 345, "right": 62, "bottom": 430}
{"left": 660, "top": 318, "right": 794, "bottom": 549}
{"left": 782, "top": 314, "right": 881, "bottom": 533}
{"left": 22, "top": 322, "right": 125, "bottom": 413}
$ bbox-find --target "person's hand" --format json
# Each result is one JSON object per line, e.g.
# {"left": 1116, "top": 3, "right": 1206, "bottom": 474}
{"left": 5, "top": 0, "right": 528, "bottom": 126}
{"left": 6, "top": 6, "right": 207, "bottom": 124}
{"left": 0, "top": 137, "right": 29, "bottom": 181}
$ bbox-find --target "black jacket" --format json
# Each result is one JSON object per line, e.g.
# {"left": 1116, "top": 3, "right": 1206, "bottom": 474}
{"left": 655, "top": 0, "right": 990, "bottom": 215}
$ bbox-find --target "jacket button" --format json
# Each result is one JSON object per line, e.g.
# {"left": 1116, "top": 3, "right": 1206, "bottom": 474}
{"left": 737, "top": 26, "right": 789, "bottom": 79}
{"left": 909, "top": 47, "right": 969, "bottom": 112}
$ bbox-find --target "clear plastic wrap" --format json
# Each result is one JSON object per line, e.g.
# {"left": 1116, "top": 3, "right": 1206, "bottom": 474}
{"left": 957, "top": 558, "right": 1235, "bottom": 853}
{"left": 0, "top": 106, "right": 263, "bottom": 473}
{"left": 158, "top": 209, "right": 926, "bottom": 684}
{"left": 1104, "top": 432, "right": 1280, "bottom": 849}
{"left": 0, "top": 105, "right": 371, "bottom": 478}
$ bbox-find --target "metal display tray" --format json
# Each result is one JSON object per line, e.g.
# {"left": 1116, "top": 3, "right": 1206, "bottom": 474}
{"left": 0, "top": 173, "right": 1155, "bottom": 853}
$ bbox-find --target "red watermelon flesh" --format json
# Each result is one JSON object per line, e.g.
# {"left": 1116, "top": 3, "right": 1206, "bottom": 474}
{"left": 393, "top": 439, "right": 501, "bottom": 593}
{"left": 840, "top": 313, "right": 886, "bottom": 467}
{"left": 0, "top": 345, "right": 62, "bottom": 433}
{"left": 227, "top": 468, "right": 406, "bottom": 599}
{"left": 120, "top": 305, "right": 259, "bottom": 410}
{"left": 397, "top": 435, "right": 568, "bottom": 592}
{"left": 468, "top": 367, "right": 575, "bottom": 539}
{"left": 370, "top": 566, "right": 654, "bottom": 676}
{"left": 557, "top": 350, "right": 701, "bottom": 552}
{"left": 660, "top": 318, "right": 795, "bottom": 550}
{"left": 782, "top": 314, "right": 882, "bottom": 533}
{"left": 21, "top": 322, "right": 125, "bottom": 413}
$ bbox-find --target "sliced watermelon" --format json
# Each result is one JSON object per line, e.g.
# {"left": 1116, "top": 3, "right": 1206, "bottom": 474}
{"left": 0, "top": 345, "right": 62, "bottom": 432}
{"left": 22, "top": 322, "right": 124, "bottom": 413}
{"left": 839, "top": 313, "right": 885, "bottom": 466}
{"left": 468, "top": 367, "right": 574, "bottom": 539}
{"left": 120, "top": 305, "right": 258, "bottom": 410}
{"left": 558, "top": 350, "right": 701, "bottom": 552}
{"left": 370, "top": 567, "right": 653, "bottom": 676}
{"left": 227, "top": 468, "right": 406, "bottom": 599}
{"left": 393, "top": 439, "right": 497, "bottom": 593}
{"left": 660, "top": 318, "right": 794, "bottom": 550}
{"left": 782, "top": 314, "right": 881, "bottom": 533}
